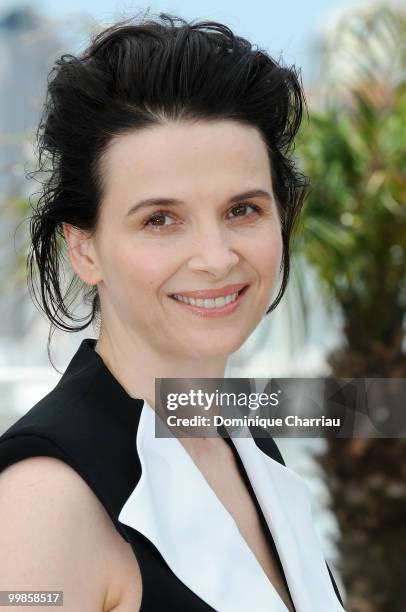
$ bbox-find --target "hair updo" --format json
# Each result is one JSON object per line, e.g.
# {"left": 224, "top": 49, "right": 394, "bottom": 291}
{"left": 28, "top": 11, "right": 309, "bottom": 351}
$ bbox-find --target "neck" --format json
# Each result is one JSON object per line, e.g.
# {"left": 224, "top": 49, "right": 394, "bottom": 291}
{"left": 94, "top": 325, "right": 228, "bottom": 410}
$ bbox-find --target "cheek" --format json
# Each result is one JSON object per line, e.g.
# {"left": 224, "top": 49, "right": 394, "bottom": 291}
{"left": 114, "top": 243, "right": 174, "bottom": 295}
{"left": 250, "top": 224, "right": 283, "bottom": 279}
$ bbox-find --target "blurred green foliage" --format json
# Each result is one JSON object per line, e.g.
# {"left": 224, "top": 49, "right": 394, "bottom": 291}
{"left": 296, "top": 4, "right": 406, "bottom": 374}
{"left": 295, "top": 5, "right": 406, "bottom": 611}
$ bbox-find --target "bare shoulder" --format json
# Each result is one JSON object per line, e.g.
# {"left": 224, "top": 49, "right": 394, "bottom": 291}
{"left": 0, "top": 456, "right": 142, "bottom": 612}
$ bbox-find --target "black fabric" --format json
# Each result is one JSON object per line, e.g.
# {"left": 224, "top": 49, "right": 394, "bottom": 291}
{"left": 0, "top": 338, "right": 343, "bottom": 611}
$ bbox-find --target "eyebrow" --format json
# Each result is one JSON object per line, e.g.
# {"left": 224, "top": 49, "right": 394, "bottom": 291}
{"left": 126, "top": 189, "right": 273, "bottom": 217}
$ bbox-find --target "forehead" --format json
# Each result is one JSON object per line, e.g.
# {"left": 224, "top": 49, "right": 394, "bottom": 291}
{"left": 99, "top": 119, "right": 272, "bottom": 199}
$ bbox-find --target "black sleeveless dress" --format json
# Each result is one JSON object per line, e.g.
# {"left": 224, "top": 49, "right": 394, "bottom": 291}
{"left": 0, "top": 338, "right": 345, "bottom": 612}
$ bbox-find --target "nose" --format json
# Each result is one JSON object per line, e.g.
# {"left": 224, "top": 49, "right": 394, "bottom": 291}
{"left": 187, "top": 224, "right": 239, "bottom": 278}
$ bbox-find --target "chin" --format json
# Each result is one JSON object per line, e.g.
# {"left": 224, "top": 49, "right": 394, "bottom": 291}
{"left": 183, "top": 333, "right": 247, "bottom": 361}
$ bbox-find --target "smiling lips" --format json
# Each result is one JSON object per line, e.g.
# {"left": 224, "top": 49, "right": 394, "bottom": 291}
{"left": 169, "top": 283, "right": 249, "bottom": 313}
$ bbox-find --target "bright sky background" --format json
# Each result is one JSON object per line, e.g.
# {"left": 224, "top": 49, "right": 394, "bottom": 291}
{"left": 0, "top": 0, "right": 360, "bottom": 82}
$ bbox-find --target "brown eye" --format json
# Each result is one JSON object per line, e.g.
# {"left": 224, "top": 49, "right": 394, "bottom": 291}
{"left": 229, "top": 203, "right": 261, "bottom": 218}
{"left": 144, "top": 211, "right": 175, "bottom": 228}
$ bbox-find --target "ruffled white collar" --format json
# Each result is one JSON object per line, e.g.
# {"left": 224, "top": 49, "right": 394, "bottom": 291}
{"left": 118, "top": 400, "right": 345, "bottom": 612}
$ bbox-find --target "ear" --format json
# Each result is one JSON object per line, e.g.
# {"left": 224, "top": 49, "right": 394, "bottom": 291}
{"left": 62, "top": 223, "right": 102, "bottom": 286}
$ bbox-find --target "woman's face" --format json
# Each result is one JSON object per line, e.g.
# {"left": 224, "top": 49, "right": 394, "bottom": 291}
{"left": 89, "top": 119, "right": 283, "bottom": 360}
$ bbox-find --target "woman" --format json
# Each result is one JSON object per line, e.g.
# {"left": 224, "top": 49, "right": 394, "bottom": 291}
{"left": 0, "top": 13, "right": 345, "bottom": 612}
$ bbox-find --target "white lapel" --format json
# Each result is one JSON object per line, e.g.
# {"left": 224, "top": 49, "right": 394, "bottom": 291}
{"left": 118, "top": 400, "right": 289, "bottom": 612}
{"left": 118, "top": 400, "right": 344, "bottom": 612}
{"left": 230, "top": 434, "right": 345, "bottom": 612}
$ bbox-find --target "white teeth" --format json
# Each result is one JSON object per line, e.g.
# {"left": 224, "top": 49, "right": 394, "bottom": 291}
{"left": 172, "top": 292, "right": 239, "bottom": 308}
